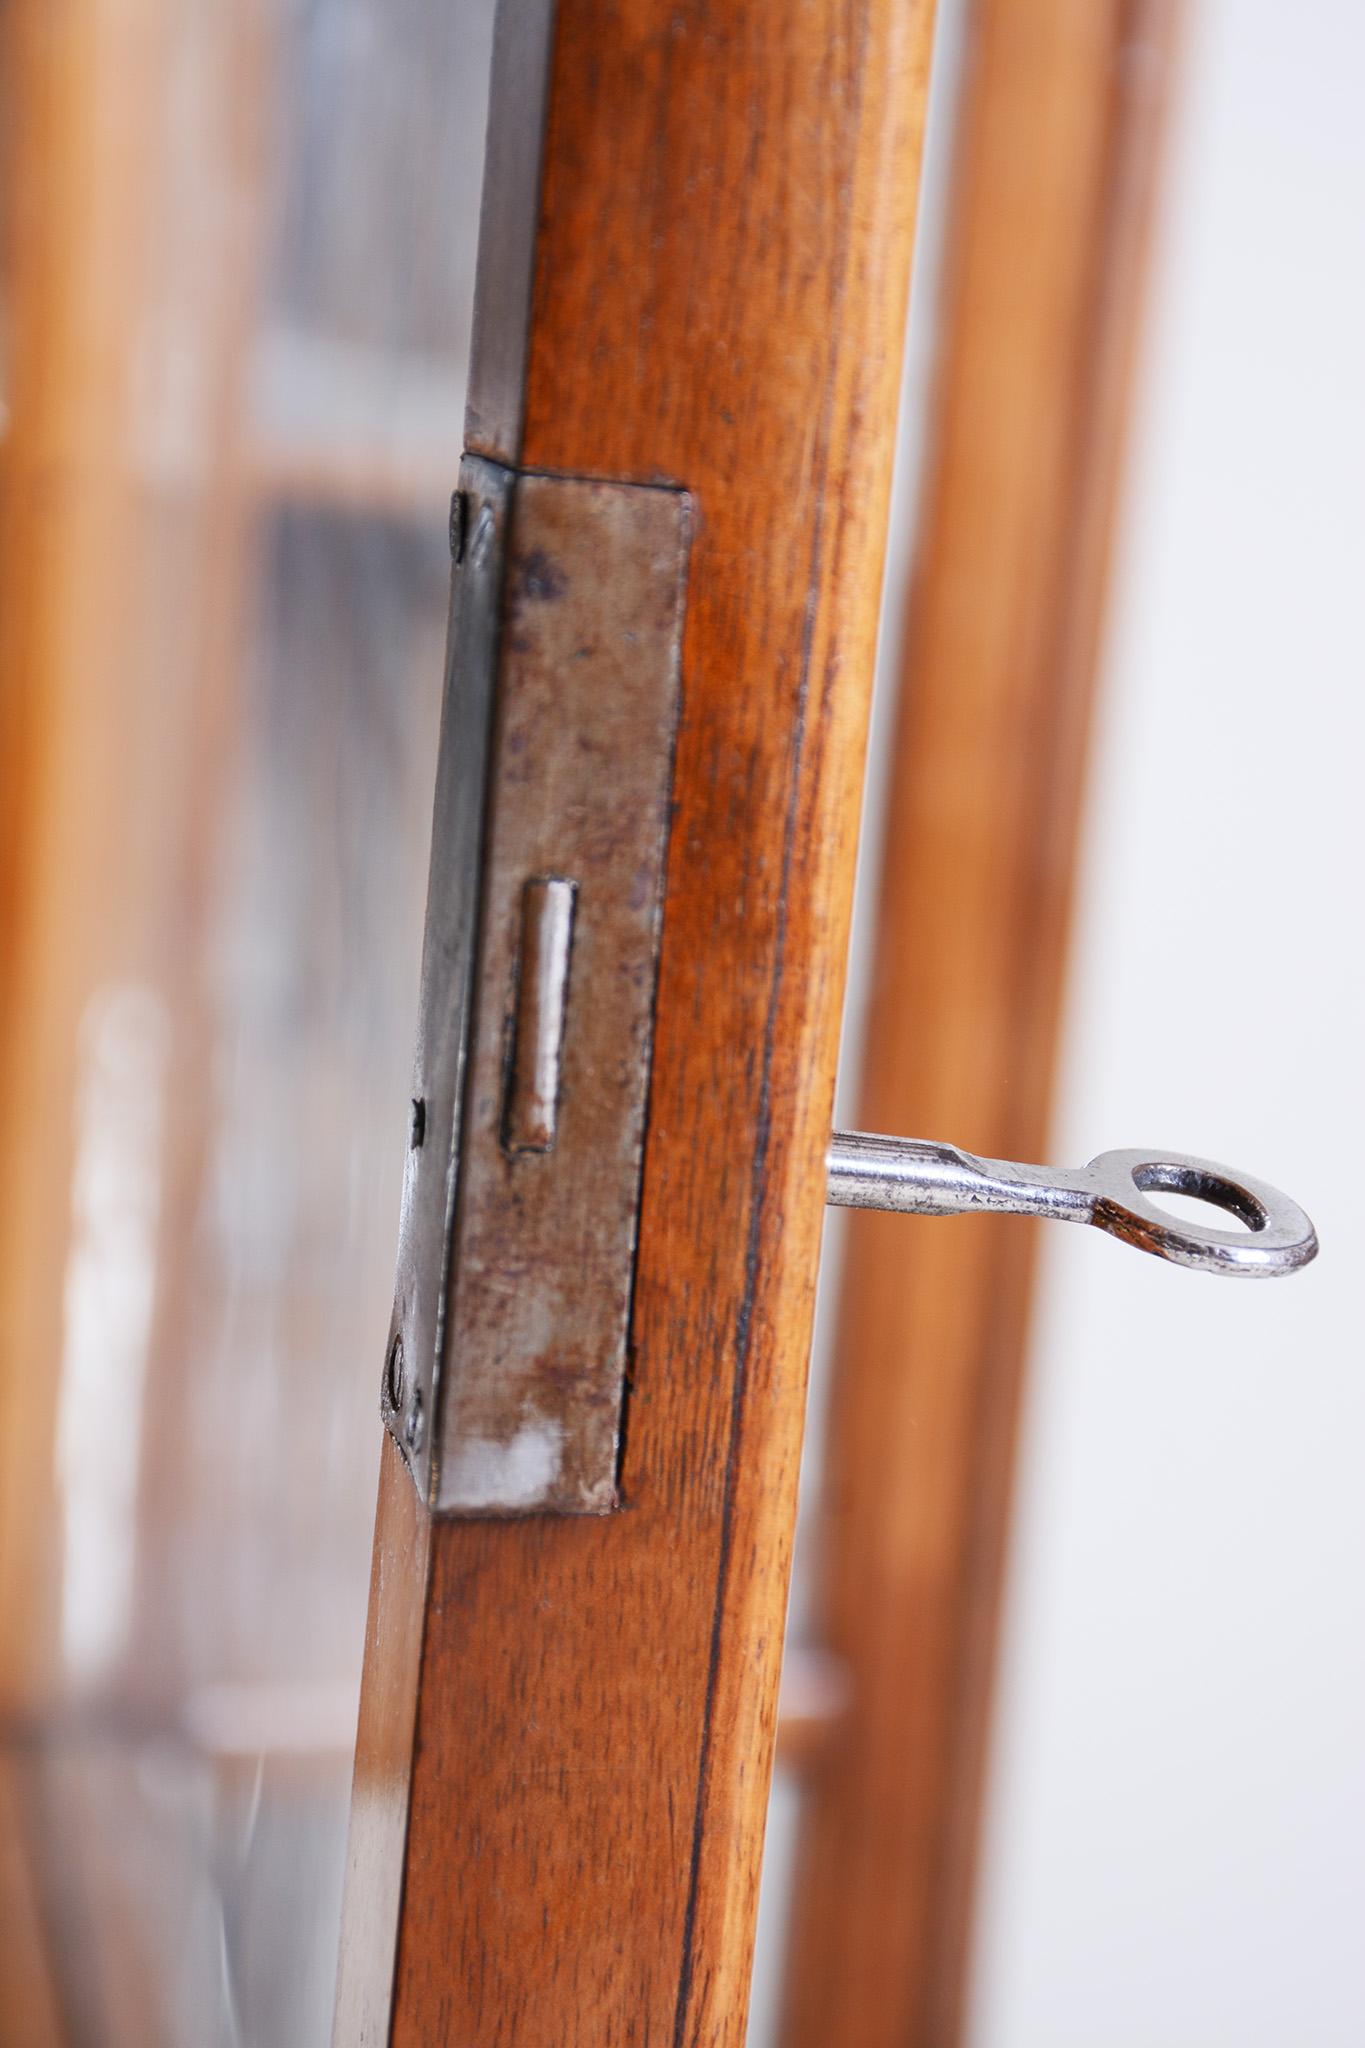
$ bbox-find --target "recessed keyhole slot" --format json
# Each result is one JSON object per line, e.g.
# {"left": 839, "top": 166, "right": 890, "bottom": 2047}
{"left": 1132, "top": 1161, "right": 1264, "bottom": 1234}
{"left": 503, "top": 876, "right": 577, "bottom": 1155}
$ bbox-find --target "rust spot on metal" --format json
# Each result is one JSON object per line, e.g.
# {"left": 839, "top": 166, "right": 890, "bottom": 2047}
{"left": 515, "top": 545, "right": 567, "bottom": 602}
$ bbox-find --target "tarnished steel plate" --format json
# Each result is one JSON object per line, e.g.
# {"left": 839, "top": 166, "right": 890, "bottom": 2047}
{"left": 382, "top": 454, "right": 510, "bottom": 1511}
{"left": 383, "top": 460, "right": 690, "bottom": 1515}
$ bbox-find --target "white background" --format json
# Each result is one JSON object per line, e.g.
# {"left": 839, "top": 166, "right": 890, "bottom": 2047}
{"left": 968, "top": 0, "right": 1365, "bottom": 2041}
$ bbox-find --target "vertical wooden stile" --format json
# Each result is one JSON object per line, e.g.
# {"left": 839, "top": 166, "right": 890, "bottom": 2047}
{"left": 780, "top": 4, "right": 1181, "bottom": 2045}
{"left": 333, "top": 1, "right": 938, "bottom": 2041}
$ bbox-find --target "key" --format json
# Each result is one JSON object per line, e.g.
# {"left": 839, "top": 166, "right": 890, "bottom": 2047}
{"left": 826, "top": 1131, "right": 1318, "bottom": 1277}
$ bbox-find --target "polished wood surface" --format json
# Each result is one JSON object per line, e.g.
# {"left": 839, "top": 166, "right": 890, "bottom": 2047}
{"left": 334, "top": 2, "right": 938, "bottom": 2041}
{"left": 332, "top": 1436, "right": 432, "bottom": 2042}
{"left": 780, "top": 3, "right": 1181, "bottom": 2045}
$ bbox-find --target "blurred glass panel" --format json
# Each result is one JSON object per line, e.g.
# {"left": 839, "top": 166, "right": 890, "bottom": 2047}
{"left": 141, "top": 508, "right": 450, "bottom": 1705}
{"left": 0, "top": 0, "right": 495, "bottom": 2039}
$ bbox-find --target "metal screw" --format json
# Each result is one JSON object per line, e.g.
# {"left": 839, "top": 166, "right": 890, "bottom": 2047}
{"left": 386, "top": 1331, "right": 405, "bottom": 1410}
{"left": 449, "top": 490, "right": 468, "bottom": 563}
{"left": 404, "top": 1388, "right": 425, "bottom": 1454}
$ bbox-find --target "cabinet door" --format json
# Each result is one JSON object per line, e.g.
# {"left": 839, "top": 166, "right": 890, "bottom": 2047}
{"left": 333, "top": 4, "right": 937, "bottom": 2043}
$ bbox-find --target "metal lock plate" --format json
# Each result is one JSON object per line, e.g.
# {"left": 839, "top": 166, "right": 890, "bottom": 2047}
{"left": 384, "top": 457, "right": 690, "bottom": 1514}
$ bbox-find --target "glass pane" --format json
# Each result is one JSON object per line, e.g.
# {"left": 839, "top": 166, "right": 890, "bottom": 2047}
{"left": 0, "top": 1, "right": 495, "bottom": 2039}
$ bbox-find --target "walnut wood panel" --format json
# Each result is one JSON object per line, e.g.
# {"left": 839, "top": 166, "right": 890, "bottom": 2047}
{"left": 780, "top": 4, "right": 1180, "bottom": 2046}
{"left": 333, "top": 2, "right": 938, "bottom": 2041}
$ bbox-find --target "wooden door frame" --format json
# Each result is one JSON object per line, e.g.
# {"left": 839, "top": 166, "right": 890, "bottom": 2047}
{"left": 779, "top": 3, "right": 1181, "bottom": 2044}
{"left": 333, "top": 3, "right": 938, "bottom": 2042}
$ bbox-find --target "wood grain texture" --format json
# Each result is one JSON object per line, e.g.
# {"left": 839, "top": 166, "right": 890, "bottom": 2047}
{"left": 333, "top": 1436, "right": 432, "bottom": 2043}
{"left": 333, "top": 1, "right": 938, "bottom": 2040}
{"left": 779, "top": 4, "right": 1181, "bottom": 2046}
